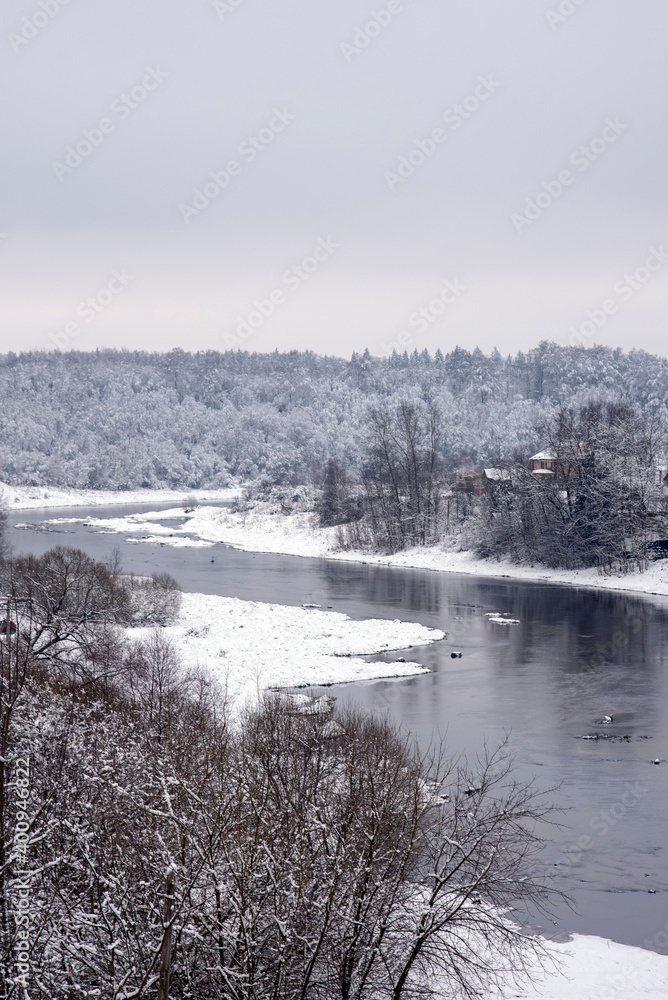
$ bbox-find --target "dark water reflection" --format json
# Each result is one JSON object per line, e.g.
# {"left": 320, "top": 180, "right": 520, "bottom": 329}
{"left": 8, "top": 505, "right": 668, "bottom": 950}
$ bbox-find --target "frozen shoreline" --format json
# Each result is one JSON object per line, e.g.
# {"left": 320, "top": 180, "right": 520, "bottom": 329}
{"left": 26, "top": 489, "right": 668, "bottom": 601}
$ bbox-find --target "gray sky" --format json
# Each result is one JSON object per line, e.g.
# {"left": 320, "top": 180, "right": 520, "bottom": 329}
{"left": 1, "top": 0, "right": 667, "bottom": 359}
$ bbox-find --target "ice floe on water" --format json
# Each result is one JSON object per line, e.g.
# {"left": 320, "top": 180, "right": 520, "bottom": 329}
{"left": 40, "top": 509, "right": 219, "bottom": 547}
{"left": 484, "top": 611, "right": 521, "bottom": 625}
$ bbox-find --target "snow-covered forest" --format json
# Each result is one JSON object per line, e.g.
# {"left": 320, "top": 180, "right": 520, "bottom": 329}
{"left": 2, "top": 343, "right": 668, "bottom": 489}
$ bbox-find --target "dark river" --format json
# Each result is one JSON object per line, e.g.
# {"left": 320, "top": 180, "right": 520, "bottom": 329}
{"left": 8, "top": 502, "right": 668, "bottom": 952}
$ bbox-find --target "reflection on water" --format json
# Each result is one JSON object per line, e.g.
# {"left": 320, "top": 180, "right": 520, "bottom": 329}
{"left": 318, "top": 575, "right": 668, "bottom": 951}
{"left": 8, "top": 504, "right": 668, "bottom": 950}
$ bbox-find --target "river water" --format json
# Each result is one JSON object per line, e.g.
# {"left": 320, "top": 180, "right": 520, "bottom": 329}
{"left": 7, "top": 503, "right": 668, "bottom": 951}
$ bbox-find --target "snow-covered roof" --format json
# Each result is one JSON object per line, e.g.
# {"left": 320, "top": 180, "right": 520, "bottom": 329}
{"left": 530, "top": 450, "right": 557, "bottom": 461}
{"left": 531, "top": 468, "right": 555, "bottom": 476}
{"left": 484, "top": 468, "right": 510, "bottom": 481}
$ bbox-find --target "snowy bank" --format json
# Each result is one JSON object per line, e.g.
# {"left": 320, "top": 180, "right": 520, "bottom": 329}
{"left": 502, "top": 932, "right": 668, "bottom": 999}
{"left": 1, "top": 483, "right": 241, "bottom": 511}
{"left": 43, "top": 497, "right": 668, "bottom": 601}
{"left": 126, "top": 591, "right": 445, "bottom": 705}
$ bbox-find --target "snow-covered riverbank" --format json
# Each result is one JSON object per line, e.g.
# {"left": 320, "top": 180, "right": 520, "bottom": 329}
{"left": 127, "top": 591, "right": 445, "bottom": 705}
{"left": 1, "top": 483, "right": 240, "bottom": 511}
{"left": 29, "top": 491, "right": 668, "bottom": 600}
{"left": 504, "top": 932, "right": 668, "bottom": 999}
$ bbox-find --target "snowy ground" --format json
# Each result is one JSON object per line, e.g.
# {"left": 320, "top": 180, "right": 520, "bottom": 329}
{"left": 34, "top": 494, "right": 668, "bottom": 600}
{"left": 126, "top": 591, "right": 444, "bottom": 705}
{"left": 504, "top": 933, "right": 668, "bottom": 999}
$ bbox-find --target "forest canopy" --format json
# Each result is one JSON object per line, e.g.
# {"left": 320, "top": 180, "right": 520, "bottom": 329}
{"left": 1, "top": 343, "right": 667, "bottom": 490}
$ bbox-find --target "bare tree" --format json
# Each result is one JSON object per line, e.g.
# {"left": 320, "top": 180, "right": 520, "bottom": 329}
{"left": 14, "top": 638, "right": 228, "bottom": 999}
{"left": 360, "top": 402, "right": 443, "bottom": 552}
{"left": 124, "top": 572, "right": 183, "bottom": 627}
{"left": 317, "top": 458, "right": 360, "bottom": 527}
{"left": 177, "top": 697, "right": 561, "bottom": 1000}
{"left": 0, "top": 496, "right": 9, "bottom": 566}
{"left": 545, "top": 400, "right": 668, "bottom": 571}
{"left": 3, "top": 547, "right": 130, "bottom": 669}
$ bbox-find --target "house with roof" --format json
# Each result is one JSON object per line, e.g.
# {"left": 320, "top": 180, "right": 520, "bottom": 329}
{"left": 529, "top": 450, "right": 558, "bottom": 478}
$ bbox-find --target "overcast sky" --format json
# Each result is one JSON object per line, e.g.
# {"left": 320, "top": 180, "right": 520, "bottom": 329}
{"left": 1, "top": 0, "right": 666, "bottom": 359}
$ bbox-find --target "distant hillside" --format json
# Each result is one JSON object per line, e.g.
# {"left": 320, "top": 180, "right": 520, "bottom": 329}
{"left": 0, "top": 343, "right": 666, "bottom": 489}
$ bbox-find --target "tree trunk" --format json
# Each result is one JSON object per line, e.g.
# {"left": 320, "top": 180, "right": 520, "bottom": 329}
{"left": 157, "top": 871, "right": 175, "bottom": 1000}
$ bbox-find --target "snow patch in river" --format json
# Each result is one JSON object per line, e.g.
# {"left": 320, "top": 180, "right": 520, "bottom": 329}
{"left": 42, "top": 509, "right": 219, "bottom": 548}
{"left": 126, "top": 592, "right": 445, "bottom": 705}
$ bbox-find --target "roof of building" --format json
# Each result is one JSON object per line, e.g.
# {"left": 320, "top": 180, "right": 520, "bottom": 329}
{"left": 531, "top": 468, "right": 555, "bottom": 476}
{"left": 484, "top": 468, "right": 511, "bottom": 481}
{"left": 530, "top": 450, "right": 557, "bottom": 461}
